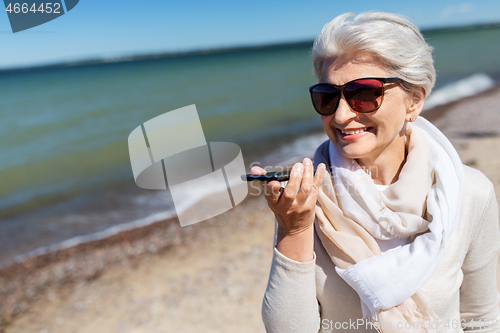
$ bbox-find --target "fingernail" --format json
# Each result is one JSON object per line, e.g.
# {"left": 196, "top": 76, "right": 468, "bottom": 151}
{"left": 303, "top": 158, "right": 311, "bottom": 165}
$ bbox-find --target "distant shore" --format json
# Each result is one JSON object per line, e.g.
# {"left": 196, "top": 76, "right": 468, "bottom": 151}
{"left": 2, "top": 21, "right": 500, "bottom": 74}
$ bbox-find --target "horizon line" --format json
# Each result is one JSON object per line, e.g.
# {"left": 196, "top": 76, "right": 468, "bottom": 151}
{"left": 1, "top": 20, "right": 500, "bottom": 74}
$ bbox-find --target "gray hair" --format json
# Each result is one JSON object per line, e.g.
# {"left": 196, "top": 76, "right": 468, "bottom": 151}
{"left": 311, "top": 11, "right": 436, "bottom": 97}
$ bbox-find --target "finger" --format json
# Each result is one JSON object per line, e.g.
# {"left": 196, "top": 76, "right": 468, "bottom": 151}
{"left": 251, "top": 166, "right": 267, "bottom": 175}
{"left": 298, "top": 158, "right": 314, "bottom": 198}
{"left": 280, "top": 162, "right": 304, "bottom": 205}
{"left": 302, "top": 163, "right": 326, "bottom": 207}
{"left": 264, "top": 180, "right": 283, "bottom": 205}
{"left": 250, "top": 166, "right": 268, "bottom": 186}
{"left": 311, "top": 163, "right": 326, "bottom": 197}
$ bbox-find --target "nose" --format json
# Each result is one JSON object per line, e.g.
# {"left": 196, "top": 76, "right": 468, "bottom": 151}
{"left": 333, "top": 95, "right": 357, "bottom": 125}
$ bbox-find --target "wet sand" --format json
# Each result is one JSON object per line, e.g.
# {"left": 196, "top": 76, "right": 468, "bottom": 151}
{"left": 3, "top": 86, "right": 500, "bottom": 333}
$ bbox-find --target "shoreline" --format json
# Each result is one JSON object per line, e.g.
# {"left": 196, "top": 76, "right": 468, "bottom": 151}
{"left": 0, "top": 210, "right": 177, "bottom": 270}
{"left": 3, "top": 86, "right": 500, "bottom": 332}
{"left": 421, "top": 84, "right": 500, "bottom": 123}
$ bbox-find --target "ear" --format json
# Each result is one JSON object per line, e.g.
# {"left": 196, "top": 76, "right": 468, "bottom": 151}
{"left": 406, "top": 87, "right": 426, "bottom": 122}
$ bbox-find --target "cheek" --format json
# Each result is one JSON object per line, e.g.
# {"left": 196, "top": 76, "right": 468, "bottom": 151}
{"left": 320, "top": 116, "right": 336, "bottom": 135}
{"left": 320, "top": 115, "right": 331, "bottom": 129}
{"left": 381, "top": 94, "right": 409, "bottom": 128}
{"left": 373, "top": 102, "right": 407, "bottom": 135}
{"left": 320, "top": 116, "right": 339, "bottom": 144}
{"left": 374, "top": 116, "right": 404, "bottom": 138}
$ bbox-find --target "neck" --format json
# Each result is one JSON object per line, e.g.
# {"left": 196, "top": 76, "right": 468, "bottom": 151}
{"left": 356, "top": 135, "right": 408, "bottom": 186}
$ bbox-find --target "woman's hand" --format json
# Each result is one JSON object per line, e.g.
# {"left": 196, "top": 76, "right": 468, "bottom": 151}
{"left": 251, "top": 158, "right": 326, "bottom": 261}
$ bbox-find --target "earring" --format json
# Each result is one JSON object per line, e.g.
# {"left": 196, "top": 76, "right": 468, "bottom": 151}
{"left": 410, "top": 117, "right": 415, "bottom": 122}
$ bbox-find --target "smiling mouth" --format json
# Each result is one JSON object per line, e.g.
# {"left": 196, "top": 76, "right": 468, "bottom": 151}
{"left": 338, "top": 127, "right": 372, "bottom": 135}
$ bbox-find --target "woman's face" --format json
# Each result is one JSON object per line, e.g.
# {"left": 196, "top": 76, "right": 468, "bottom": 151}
{"left": 320, "top": 54, "right": 415, "bottom": 165}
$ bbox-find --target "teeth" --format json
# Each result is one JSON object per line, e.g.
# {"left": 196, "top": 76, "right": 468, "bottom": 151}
{"left": 340, "top": 128, "right": 367, "bottom": 135}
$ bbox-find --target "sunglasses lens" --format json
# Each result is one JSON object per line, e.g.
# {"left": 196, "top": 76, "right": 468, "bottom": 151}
{"left": 310, "top": 85, "right": 340, "bottom": 115}
{"left": 344, "top": 79, "right": 384, "bottom": 112}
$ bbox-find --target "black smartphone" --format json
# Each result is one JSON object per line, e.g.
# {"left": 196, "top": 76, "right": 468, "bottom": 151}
{"left": 241, "top": 170, "right": 292, "bottom": 182}
{"left": 242, "top": 170, "right": 317, "bottom": 182}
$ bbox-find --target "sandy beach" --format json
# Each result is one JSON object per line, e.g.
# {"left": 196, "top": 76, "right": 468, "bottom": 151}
{"left": 2, "top": 86, "right": 500, "bottom": 333}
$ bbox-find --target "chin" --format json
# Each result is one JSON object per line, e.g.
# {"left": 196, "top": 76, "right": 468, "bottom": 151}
{"left": 334, "top": 142, "right": 370, "bottom": 160}
{"left": 338, "top": 149, "right": 365, "bottom": 160}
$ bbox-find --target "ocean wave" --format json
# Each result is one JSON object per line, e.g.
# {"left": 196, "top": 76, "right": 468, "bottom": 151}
{"left": 424, "top": 73, "right": 496, "bottom": 110}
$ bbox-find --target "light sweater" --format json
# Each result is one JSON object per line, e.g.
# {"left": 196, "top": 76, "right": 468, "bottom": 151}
{"left": 262, "top": 165, "right": 500, "bottom": 332}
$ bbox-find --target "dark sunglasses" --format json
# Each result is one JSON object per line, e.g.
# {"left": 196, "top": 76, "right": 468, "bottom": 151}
{"left": 309, "top": 77, "right": 404, "bottom": 115}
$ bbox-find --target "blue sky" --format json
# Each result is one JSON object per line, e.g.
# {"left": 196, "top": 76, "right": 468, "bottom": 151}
{"left": 1, "top": 0, "right": 500, "bottom": 69}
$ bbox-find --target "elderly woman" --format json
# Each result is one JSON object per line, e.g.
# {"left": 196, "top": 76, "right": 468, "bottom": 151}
{"left": 253, "top": 11, "right": 500, "bottom": 333}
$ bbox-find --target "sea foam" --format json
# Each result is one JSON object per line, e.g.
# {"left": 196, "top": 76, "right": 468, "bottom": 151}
{"left": 424, "top": 73, "right": 495, "bottom": 110}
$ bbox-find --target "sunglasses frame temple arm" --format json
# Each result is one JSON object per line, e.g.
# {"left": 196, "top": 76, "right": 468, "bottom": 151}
{"left": 382, "top": 78, "right": 405, "bottom": 84}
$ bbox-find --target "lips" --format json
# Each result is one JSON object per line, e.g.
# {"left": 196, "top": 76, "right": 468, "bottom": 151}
{"left": 337, "top": 126, "right": 374, "bottom": 139}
